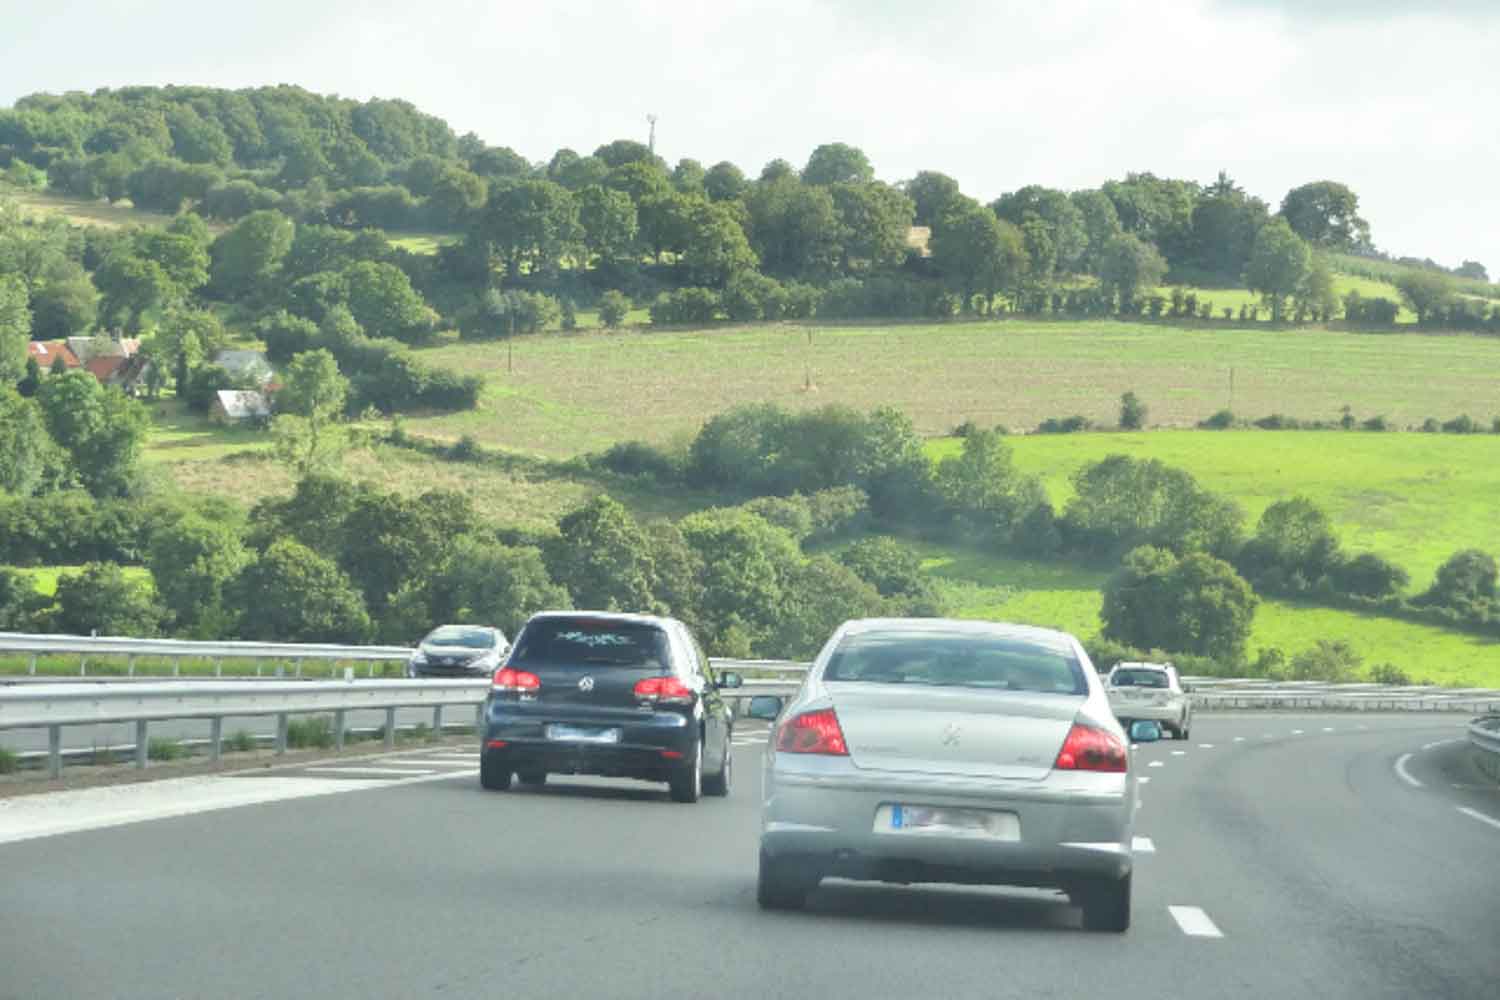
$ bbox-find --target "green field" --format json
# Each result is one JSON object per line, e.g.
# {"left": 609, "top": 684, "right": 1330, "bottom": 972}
{"left": 919, "top": 545, "right": 1500, "bottom": 687}
{"left": 1, "top": 183, "right": 228, "bottom": 233}
{"left": 926, "top": 430, "right": 1500, "bottom": 589}
{"left": 388, "top": 232, "right": 460, "bottom": 255}
{"left": 1153, "top": 273, "right": 1414, "bottom": 321}
{"left": 402, "top": 319, "right": 1500, "bottom": 456}
{"left": 8, "top": 564, "right": 152, "bottom": 597}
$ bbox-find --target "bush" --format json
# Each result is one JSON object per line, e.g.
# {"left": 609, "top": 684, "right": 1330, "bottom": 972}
{"left": 597, "top": 440, "right": 682, "bottom": 481}
{"left": 256, "top": 311, "right": 320, "bottom": 365}
{"left": 1421, "top": 417, "right": 1440, "bottom": 433}
{"left": 1370, "top": 663, "right": 1412, "bottom": 686}
{"left": 449, "top": 434, "right": 481, "bottom": 462}
{"left": 1254, "top": 414, "right": 1300, "bottom": 430}
{"left": 1442, "top": 414, "right": 1478, "bottom": 434}
{"left": 459, "top": 289, "right": 562, "bottom": 339}
{"left": 1331, "top": 553, "right": 1409, "bottom": 600}
{"left": 1119, "top": 392, "right": 1147, "bottom": 431}
{"left": 286, "top": 716, "right": 335, "bottom": 749}
{"left": 1037, "top": 415, "right": 1091, "bottom": 434}
{"left": 1101, "top": 546, "right": 1257, "bottom": 662}
{"left": 1288, "top": 640, "right": 1361, "bottom": 682}
{"left": 650, "top": 287, "right": 721, "bottom": 325}
{"left": 598, "top": 289, "right": 631, "bottom": 328}
{"left": 723, "top": 271, "right": 788, "bottom": 321}
{"left": 1361, "top": 415, "right": 1389, "bottom": 432}
{"left": 147, "top": 737, "right": 187, "bottom": 761}
{"left": 1198, "top": 409, "right": 1236, "bottom": 429}
{"left": 226, "top": 730, "right": 256, "bottom": 753}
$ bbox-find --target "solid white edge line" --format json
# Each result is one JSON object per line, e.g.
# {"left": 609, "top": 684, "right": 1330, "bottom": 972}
{"left": 303, "top": 767, "right": 439, "bottom": 777}
{"left": 1394, "top": 753, "right": 1423, "bottom": 788}
{"left": 1457, "top": 807, "right": 1500, "bottom": 832}
{"left": 1168, "top": 905, "right": 1224, "bottom": 938}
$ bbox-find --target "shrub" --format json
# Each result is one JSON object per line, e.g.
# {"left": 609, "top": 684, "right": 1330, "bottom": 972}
{"left": 782, "top": 282, "right": 821, "bottom": 319}
{"left": 1332, "top": 553, "right": 1409, "bottom": 600}
{"left": 286, "top": 716, "right": 335, "bottom": 749}
{"left": 1119, "top": 392, "right": 1147, "bottom": 431}
{"left": 1254, "top": 414, "right": 1300, "bottom": 430}
{"left": 1100, "top": 546, "right": 1258, "bottom": 662}
{"left": 1199, "top": 409, "right": 1235, "bottom": 429}
{"left": 147, "top": 737, "right": 187, "bottom": 761}
{"left": 597, "top": 440, "right": 682, "bottom": 481}
{"left": 723, "top": 271, "right": 787, "bottom": 321}
{"left": 1361, "top": 415, "right": 1389, "bottom": 432}
{"left": 1493, "top": 417, "right": 1500, "bottom": 434}
{"left": 226, "top": 730, "right": 256, "bottom": 753}
{"left": 1063, "top": 455, "right": 1244, "bottom": 560}
{"left": 1037, "top": 415, "right": 1091, "bottom": 434}
{"left": 953, "top": 419, "right": 980, "bottom": 438}
{"left": 1288, "top": 640, "right": 1361, "bottom": 682}
{"left": 650, "top": 287, "right": 721, "bottom": 325}
{"left": 460, "top": 289, "right": 561, "bottom": 338}
{"left": 1421, "top": 417, "right": 1440, "bottom": 433}
{"left": 1442, "top": 414, "right": 1478, "bottom": 434}
{"left": 449, "top": 434, "right": 481, "bottom": 462}
{"left": 598, "top": 289, "right": 631, "bottom": 328}
{"left": 1370, "top": 663, "right": 1412, "bottom": 686}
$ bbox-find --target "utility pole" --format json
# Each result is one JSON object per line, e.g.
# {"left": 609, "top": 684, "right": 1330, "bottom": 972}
{"left": 646, "top": 114, "right": 658, "bottom": 155}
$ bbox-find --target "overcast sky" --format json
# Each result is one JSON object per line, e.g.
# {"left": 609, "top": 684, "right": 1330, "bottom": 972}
{"left": 3, "top": 0, "right": 1496, "bottom": 271}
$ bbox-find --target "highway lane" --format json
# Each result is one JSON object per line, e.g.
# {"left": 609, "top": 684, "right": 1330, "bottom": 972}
{"left": 1, "top": 713, "right": 1496, "bottom": 1000}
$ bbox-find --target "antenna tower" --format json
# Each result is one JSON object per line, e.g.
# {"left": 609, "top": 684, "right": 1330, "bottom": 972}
{"left": 647, "top": 114, "right": 658, "bottom": 155}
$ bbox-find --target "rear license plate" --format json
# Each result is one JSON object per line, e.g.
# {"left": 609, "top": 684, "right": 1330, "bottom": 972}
{"left": 545, "top": 724, "right": 621, "bottom": 744}
{"left": 877, "top": 804, "right": 1020, "bottom": 841}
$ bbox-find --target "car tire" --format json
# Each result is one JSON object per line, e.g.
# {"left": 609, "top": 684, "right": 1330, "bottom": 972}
{"left": 517, "top": 770, "right": 547, "bottom": 787}
{"left": 1079, "top": 872, "right": 1132, "bottom": 932}
{"left": 703, "top": 742, "right": 731, "bottom": 798}
{"left": 757, "top": 849, "right": 817, "bottom": 910}
{"left": 479, "top": 753, "right": 512, "bottom": 791}
{"left": 669, "top": 739, "right": 702, "bottom": 803}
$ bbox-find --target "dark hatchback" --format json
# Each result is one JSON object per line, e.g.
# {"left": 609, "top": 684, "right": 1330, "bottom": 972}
{"left": 479, "top": 612, "right": 741, "bottom": 803}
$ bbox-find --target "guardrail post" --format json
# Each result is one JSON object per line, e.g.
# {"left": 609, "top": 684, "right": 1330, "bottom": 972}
{"left": 127, "top": 655, "right": 135, "bottom": 678}
{"left": 135, "top": 720, "right": 148, "bottom": 769}
{"left": 28, "top": 654, "right": 36, "bottom": 676}
{"left": 384, "top": 707, "right": 396, "bottom": 750}
{"left": 334, "top": 709, "right": 346, "bottom": 751}
{"left": 214, "top": 658, "right": 222, "bottom": 678}
{"left": 294, "top": 658, "right": 303, "bottom": 679}
{"left": 475, "top": 703, "right": 483, "bottom": 731}
{"left": 210, "top": 717, "right": 223, "bottom": 762}
{"left": 367, "top": 660, "right": 375, "bottom": 679}
{"left": 432, "top": 705, "right": 443, "bottom": 735}
{"left": 48, "top": 725, "right": 61, "bottom": 779}
{"left": 172, "top": 658, "right": 180, "bottom": 678}
{"left": 275, "top": 713, "right": 288, "bottom": 755}
{"left": 255, "top": 663, "right": 262, "bottom": 678}
{"left": 79, "top": 655, "right": 86, "bottom": 677}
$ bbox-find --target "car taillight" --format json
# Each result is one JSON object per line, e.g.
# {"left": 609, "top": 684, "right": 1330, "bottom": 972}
{"left": 492, "top": 667, "right": 540, "bottom": 692}
{"left": 775, "top": 708, "right": 849, "bottom": 756}
{"left": 1053, "top": 722, "right": 1127, "bottom": 772}
{"left": 634, "top": 676, "right": 694, "bottom": 705}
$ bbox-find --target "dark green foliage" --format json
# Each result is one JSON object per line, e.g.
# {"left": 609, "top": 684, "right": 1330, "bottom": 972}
{"left": 1119, "top": 392, "right": 1147, "bottom": 430}
{"left": 227, "top": 538, "right": 371, "bottom": 643}
{"left": 1441, "top": 414, "right": 1478, "bottom": 434}
{"left": 1063, "top": 455, "right": 1244, "bottom": 560}
{"left": 597, "top": 440, "right": 682, "bottom": 481}
{"left": 147, "top": 514, "right": 249, "bottom": 633}
{"left": 460, "top": 289, "right": 561, "bottom": 338}
{"left": 544, "top": 495, "right": 661, "bottom": 614}
{"left": 1101, "top": 546, "right": 1257, "bottom": 662}
{"left": 51, "top": 562, "right": 164, "bottom": 637}
{"left": 723, "top": 271, "right": 788, "bottom": 321}
{"left": 1236, "top": 497, "right": 1343, "bottom": 593}
{"left": 1288, "top": 640, "right": 1361, "bottom": 682}
{"left": 1198, "top": 409, "right": 1236, "bottom": 429}
{"left": 1037, "top": 415, "right": 1091, "bottom": 434}
{"left": 934, "top": 430, "right": 1045, "bottom": 538}
{"left": 836, "top": 536, "right": 943, "bottom": 613}
{"left": 650, "top": 287, "right": 721, "bottom": 325}
{"left": 1331, "top": 553, "right": 1409, "bottom": 601}
{"left": 0, "top": 567, "right": 49, "bottom": 631}
{"left": 769, "top": 556, "right": 885, "bottom": 659}
{"left": 1417, "top": 549, "right": 1497, "bottom": 613}
{"left": 597, "top": 289, "right": 631, "bottom": 328}
{"left": 36, "top": 371, "right": 148, "bottom": 497}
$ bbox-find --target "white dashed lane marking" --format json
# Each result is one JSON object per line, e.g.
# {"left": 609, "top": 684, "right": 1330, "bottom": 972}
{"left": 1457, "top": 807, "right": 1500, "bottom": 832}
{"left": 1233, "top": 737, "right": 1245, "bottom": 743}
{"left": 1394, "top": 753, "right": 1423, "bottom": 788}
{"left": 1137, "top": 776, "right": 1151, "bottom": 784}
{"left": 1170, "top": 750, "right": 1186, "bottom": 756}
{"left": 304, "top": 767, "right": 439, "bottom": 778}
{"left": 1197, "top": 744, "right": 1214, "bottom": 749}
{"left": 1148, "top": 761, "right": 1165, "bottom": 768}
{"left": 1169, "top": 906, "right": 1225, "bottom": 938}
{"left": 1132, "top": 836, "right": 1155, "bottom": 854}
{"left": 1292, "top": 729, "right": 1305, "bottom": 735}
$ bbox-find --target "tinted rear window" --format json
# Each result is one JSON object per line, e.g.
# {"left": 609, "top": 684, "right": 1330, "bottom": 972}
{"left": 425, "top": 626, "right": 497, "bottom": 649}
{"left": 509, "top": 619, "right": 671, "bottom": 669}
{"left": 824, "top": 631, "right": 1086, "bottom": 695}
{"left": 1111, "top": 668, "right": 1169, "bottom": 688}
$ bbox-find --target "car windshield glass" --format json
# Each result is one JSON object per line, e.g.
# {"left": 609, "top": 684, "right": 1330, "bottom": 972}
{"left": 425, "top": 627, "right": 495, "bottom": 649}
{"left": 1112, "top": 669, "right": 1169, "bottom": 688}
{"left": 825, "top": 631, "right": 1086, "bottom": 695}
{"left": 509, "top": 619, "right": 670, "bottom": 668}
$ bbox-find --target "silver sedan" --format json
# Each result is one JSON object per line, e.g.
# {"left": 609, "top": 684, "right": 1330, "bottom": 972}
{"left": 749, "top": 618, "right": 1148, "bottom": 931}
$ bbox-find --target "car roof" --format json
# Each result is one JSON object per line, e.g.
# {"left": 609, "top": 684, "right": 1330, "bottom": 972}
{"left": 523, "top": 610, "right": 681, "bottom": 629}
{"left": 835, "top": 617, "right": 1082, "bottom": 652}
{"left": 1112, "top": 662, "right": 1173, "bottom": 672}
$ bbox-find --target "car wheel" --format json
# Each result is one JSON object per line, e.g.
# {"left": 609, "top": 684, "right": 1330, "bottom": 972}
{"left": 757, "top": 849, "right": 817, "bottom": 910}
{"left": 1078, "top": 872, "right": 1131, "bottom": 932}
{"left": 479, "top": 753, "right": 512, "bottom": 791}
{"left": 669, "top": 739, "right": 702, "bottom": 803}
{"left": 703, "top": 742, "right": 731, "bottom": 797}
{"left": 517, "top": 770, "right": 547, "bottom": 787}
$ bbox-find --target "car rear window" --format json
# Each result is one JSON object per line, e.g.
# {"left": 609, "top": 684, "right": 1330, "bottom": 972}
{"left": 1111, "top": 669, "right": 1169, "bottom": 688}
{"left": 509, "top": 619, "right": 671, "bottom": 669}
{"left": 824, "top": 630, "right": 1086, "bottom": 695}
{"left": 425, "top": 626, "right": 496, "bottom": 649}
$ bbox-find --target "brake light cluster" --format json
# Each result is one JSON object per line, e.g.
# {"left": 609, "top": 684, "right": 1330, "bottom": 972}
{"left": 633, "top": 676, "right": 694, "bottom": 705}
{"left": 1053, "top": 723, "right": 1127, "bottom": 773}
{"left": 492, "top": 667, "right": 540, "bottom": 693}
{"left": 775, "top": 708, "right": 849, "bottom": 756}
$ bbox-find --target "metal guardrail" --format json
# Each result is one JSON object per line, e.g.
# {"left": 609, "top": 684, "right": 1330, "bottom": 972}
{"left": 1469, "top": 715, "right": 1500, "bottom": 754}
{"left": 0, "top": 631, "right": 412, "bottom": 679}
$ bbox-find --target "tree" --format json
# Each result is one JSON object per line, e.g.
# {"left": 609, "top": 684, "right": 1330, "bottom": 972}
{"left": 343, "top": 261, "right": 437, "bottom": 343}
{"left": 802, "top": 143, "right": 874, "bottom": 187}
{"left": 272, "top": 349, "right": 348, "bottom": 476}
{"left": 146, "top": 515, "right": 249, "bottom": 633}
{"left": 1295, "top": 254, "right": 1339, "bottom": 321}
{"left": 0, "top": 274, "right": 28, "bottom": 385}
{"left": 903, "top": 171, "right": 962, "bottom": 228}
{"left": 769, "top": 556, "right": 885, "bottom": 658}
{"left": 934, "top": 429, "right": 1043, "bottom": 534}
{"left": 1332, "top": 553, "right": 1409, "bottom": 600}
{"left": 0, "top": 388, "right": 52, "bottom": 496}
{"left": 598, "top": 289, "right": 630, "bottom": 328}
{"left": 36, "top": 371, "right": 147, "bottom": 497}
{"left": 577, "top": 184, "right": 638, "bottom": 267}
{"left": 679, "top": 508, "right": 802, "bottom": 653}
{"left": 152, "top": 305, "right": 228, "bottom": 390}
{"left": 1244, "top": 218, "right": 1310, "bottom": 323}
{"left": 837, "top": 535, "right": 942, "bottom": 611}
{"left": 51, "top": 563, "right": 163, "bottom": 637}
{"left": 929, "top": 200, "right": 1027, "bottom": 311}
{"left": 426, "top": 164, "right": 487, "bottom": 229}
{"left": 1419, "top": 549, "right": 1497, "bottom": 611}
{"left": 672, "top": 158, "right": 707, "bottom": 196}
{"left": 1237, "top": 497, "right": 1342, "bottom": 590}
{"left": 210, "top": 209, "right": 294, "bottom": 300}
{"left": 703, "top": 161, "right": 747, "bottom": 202}
{"left": 831, "top": 181, "right": 915, "bottom": 272}
{"left": 1063, "top": 455, "right": 1243, "bottom": 560}
{"left": 1069, "top": 189, "right": 1123, "bottom": 275}
{"left": 1098, "top": 233, "right": 1168, "bottom": 311}
{"left": 1395, "top": 270, "right": 1454, "bottom": 325}
{"left": 29, "top": 257, "right": 99, "bottom": 339}
{"left": 593, "top": 139, "right": 659, "bottom": 169}
{"left": 331, "top": 489, "right": 473, "bottom": 615}
{"left": 743, "top": 177, "right": 841, "bottom": 280}
{"left": 227, "top": 539, "right": 370, "bottom": 643}
{"left": 93, "top": 251, "right": 175, "bottom": 331}
{"left": 678, "top": 198, "right": 758, "bottom": 287}
{"left": 991, "top": 186, "right": 1088, "bottom": 274}
{"left": 472, "top": 179, "right": 580, "bottom": 279}
{"left": 422, "top": 538, "right": 571, "bottom": 637}
{"left": 1455, "top": 260, "right": 1488, "bottom": 282}
{"left": 1101, "top": 546, "right": 1257, "bottom": 662}
{"left": 1279, "top": 181, "right": 1370, "bottom": 250}
{"left": 544, "top": 495, "right": 660, "bottom": 613}
{"left": 1119, "top": 391, "right": 1147, "bottom": 430}
{"left": 0, "top": 567, "right": 48, "bottom": 631}
{"left": 1188, "top": 179, "right": 1269, "bottom": 284}
{"left": 1101, "top": 173, "right": 1197, "bottom": 266}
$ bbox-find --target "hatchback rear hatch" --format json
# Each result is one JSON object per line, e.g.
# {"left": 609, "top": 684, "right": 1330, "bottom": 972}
{"left": 822, "top": 628, "right": 1089, "bottom": 781}
{"left": 506, "top": 616, "right": 672, "bottom": 710}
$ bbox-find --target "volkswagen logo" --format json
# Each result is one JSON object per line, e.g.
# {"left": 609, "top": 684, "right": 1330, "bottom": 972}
{"left": 941, "top": 722, "right": 961, "bottom": 746}
{"left": 577, "top": 676, "right": 595, "bottom": 692}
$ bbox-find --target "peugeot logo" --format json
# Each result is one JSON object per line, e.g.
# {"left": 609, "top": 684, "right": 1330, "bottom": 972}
{"left": 942, "top": 722, "right": 961, "bottom": 746}
{"left": 578, "top": 676, "right": 595, "bottom": 692}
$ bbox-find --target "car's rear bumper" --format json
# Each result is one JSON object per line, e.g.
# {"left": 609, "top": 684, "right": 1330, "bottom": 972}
{"left": 760, "top": 764, "right": 1134, "bottom": 886}
{"left": 482, "top": 700, "right": 694, "bottom": 780}
{"left": 1109, "top": 702, "right": 1185, "bottom": 724}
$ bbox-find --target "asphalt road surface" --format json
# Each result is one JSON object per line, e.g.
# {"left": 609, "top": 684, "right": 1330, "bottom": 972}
{"left": 2, "top": 713, "right": 1497, "bottom": 1000}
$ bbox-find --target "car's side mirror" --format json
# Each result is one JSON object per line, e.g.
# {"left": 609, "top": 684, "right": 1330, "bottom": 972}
{"left": 746, "top": 695, "right": 784, "bottom": 720}
{"left": 1129, "top": 720, "right": 1163, "bottom": 743}
{"left": 717, "top": 671, "right": 743, "bottom": 690}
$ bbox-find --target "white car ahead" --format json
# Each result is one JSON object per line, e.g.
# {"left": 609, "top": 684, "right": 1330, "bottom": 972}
{"left": 1105, "top": 662, "right": 1191, "bottom": 740}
